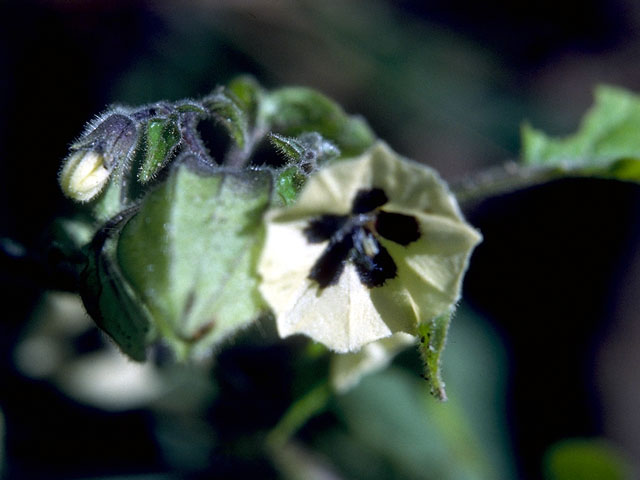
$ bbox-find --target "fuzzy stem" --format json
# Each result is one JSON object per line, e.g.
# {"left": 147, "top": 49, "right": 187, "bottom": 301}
{"left": 224, "top": 124, "right": 268, "bottom": 169}
{"left": 179, "top": 114, "right": 215, "bottom": 167}
{"left": 451, "top": 162, "right": 564, "bottom": 206}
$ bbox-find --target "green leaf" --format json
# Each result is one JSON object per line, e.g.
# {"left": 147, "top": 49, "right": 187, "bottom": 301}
{"left": 139, "top": 118, "right": 181, "bottom": 183}
{"left": 336, "top": 368, "right": 492, "bottom": 480}
{"left": 227, "top": 75, "right": 263, "bottom": 119}
{"left": 116, "top": 164, "right": 271, "bottom": 359}
{"left": 271, "top": 132, "right": 340, "bottom": 165}
{"left": 544, "top": 438, "right": 632, "bottom": 480}
{"left": 269, "top": 133, "right": 306, "bottom": 161}
{"left": 261, "top": 87, "right": 375, "bottom": 157}
{"left": 174, "top": 101, "right": 208, "bottom": 115}
{"left": 80, "top": 210, "right": 153, "bottom": 361}
{"left": 522, "top": 85, "right": 640, "bottom": 182}
{"left": 418, "top": 311, "right": 452, "bottom": 401}
{"left": 202, "top": 87, "right": 250, "bottom": 149}
{"left": 303, "top": 308, "right": 513, "bottom": 480}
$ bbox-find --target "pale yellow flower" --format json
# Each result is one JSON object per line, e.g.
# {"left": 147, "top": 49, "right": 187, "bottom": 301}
{"left": 258, "top": 142, "right": 481, "bottom": 353}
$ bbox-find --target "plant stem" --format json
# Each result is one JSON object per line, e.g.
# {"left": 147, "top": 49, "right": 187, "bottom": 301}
{"left": 451, "top": 162, "right": 564, "bottom": 206}
{"left": 224, "top": 123, "right": 268, "bottom": 169}
{"left": 266, "top": 381, "right": 332, "bottom": 451}
{"left": 179, "top": 114, "right": 215, "bottom": 167}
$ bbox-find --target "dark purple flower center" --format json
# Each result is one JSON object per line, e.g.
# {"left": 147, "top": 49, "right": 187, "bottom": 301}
{"left": 303, "top": 188, "right": 420, "bottom": 288}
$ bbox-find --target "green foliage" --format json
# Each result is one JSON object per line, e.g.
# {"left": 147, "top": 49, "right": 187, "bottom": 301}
{"left": 80, "top": 210, "right": 153, "bottom": 361}
{"left": 273, "top": 307, "right": 513, "bottom": 479}
{"left": 58, "top": 77, "right": 381, "bottom": 362}
{"left": 60, "top": 76, "right": 376, "bottom": 223}
{"left": 140, "top": 118, "right": 181, "bottom": 183}
{"left": 227, "top": 75, "right": 263, "bottom": 120}
{"left": 543, "top": 438, "right": 631, "bottom": 480}
{"left": 522, "top": 85, "right": 640, "bottom": 182}
{"left": 117, "top": 165, "right": 271, "bottom": 359}
{"left": 269, "top": 133, "right": 309, "bottom": 162}
{"left": 261, "top": 87, "right": 375, "bottom": 157}
{"left": 270, "top": 132, "right": 340, "bottom": 205}
{"left": 338, "top": 370, "right": 457, "bottom": 479}
{"left": 57, "top": 76, "right": 481, "bottom": 404}
{"left": 203, "top": 87, "right": 250, "bottom": 149}
{"left": 418, "top": 312, "right": 452, "bottom": 401}
{"left": 334, "top": 368, "right": 501, "bottom": 480}
{"left": 275, "top": 165, "right": 306, "bottom": 206}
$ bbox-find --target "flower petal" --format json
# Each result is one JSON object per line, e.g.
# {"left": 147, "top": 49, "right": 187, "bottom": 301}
{"left": 367, "top": 143, "right": 462, "bottom": 219}
{"left": 258, "top": 221, "right": 325, "bottom": 310}
{"left": 274, "top": 265, "right": 393, "bottom": 353}
{"left": 272, "top": 150, "right": 373, "bottom": 220}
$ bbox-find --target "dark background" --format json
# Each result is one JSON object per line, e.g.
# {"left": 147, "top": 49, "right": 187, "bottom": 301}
{"left": 2, "top": 1, "right": 640, "bottom": 478}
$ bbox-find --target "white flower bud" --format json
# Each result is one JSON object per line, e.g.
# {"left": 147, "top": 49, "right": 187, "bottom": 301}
{"left": 59, "top": 150, "right": 111, "bottom": 202}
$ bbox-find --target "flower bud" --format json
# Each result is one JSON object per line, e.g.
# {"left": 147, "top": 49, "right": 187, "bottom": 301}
{"left": 59, "top": 150, "right": 110, "bottom": 202}
{"left": 72, "top": 114, "right": 137, "bottom": 162}
{"left": 60, "top": 113, "right": 139, "bottom": 202}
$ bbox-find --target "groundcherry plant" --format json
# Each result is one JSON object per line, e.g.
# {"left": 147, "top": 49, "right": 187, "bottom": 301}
{"left": 57, "top": 79, "right": 640, "bottom": 408}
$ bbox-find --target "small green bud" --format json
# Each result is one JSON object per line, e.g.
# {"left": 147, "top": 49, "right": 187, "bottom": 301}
{"left": 276, "top": 166, "right": 307, "bottom": 205}
{"left": 271, "top": 132, "right": 340, "bottom": 205}
{"left": 270, "top": 133, "right": 306, "bottom": 162}
{"left": 139, "top": 118, "right": 181, "bottom": 183}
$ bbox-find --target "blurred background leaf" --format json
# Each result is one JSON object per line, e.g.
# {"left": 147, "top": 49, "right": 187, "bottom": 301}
{"left": 523, "top": 85, "right": 640, "bottom": 182}
{"left": 543, "top": 438, "right": 632, "bottom": 480}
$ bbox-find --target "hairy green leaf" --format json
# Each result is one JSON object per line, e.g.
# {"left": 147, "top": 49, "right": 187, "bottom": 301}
{"left": 418, "top": 311, "right": 452, "bottom": 401}
{"left": 116, "top": 164, "right": 271, "bottom": 359}
{"left": 227, "top": 75, "right": 263, "bottom": 120}
{"left": 270, "top": 133, "right": 306, "bottom": 161}
{"left": 203, "top": 88, "right": 250, "bottom": 149}
{"left": 174, "top": 101, "right": 208, "bottom": 115}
